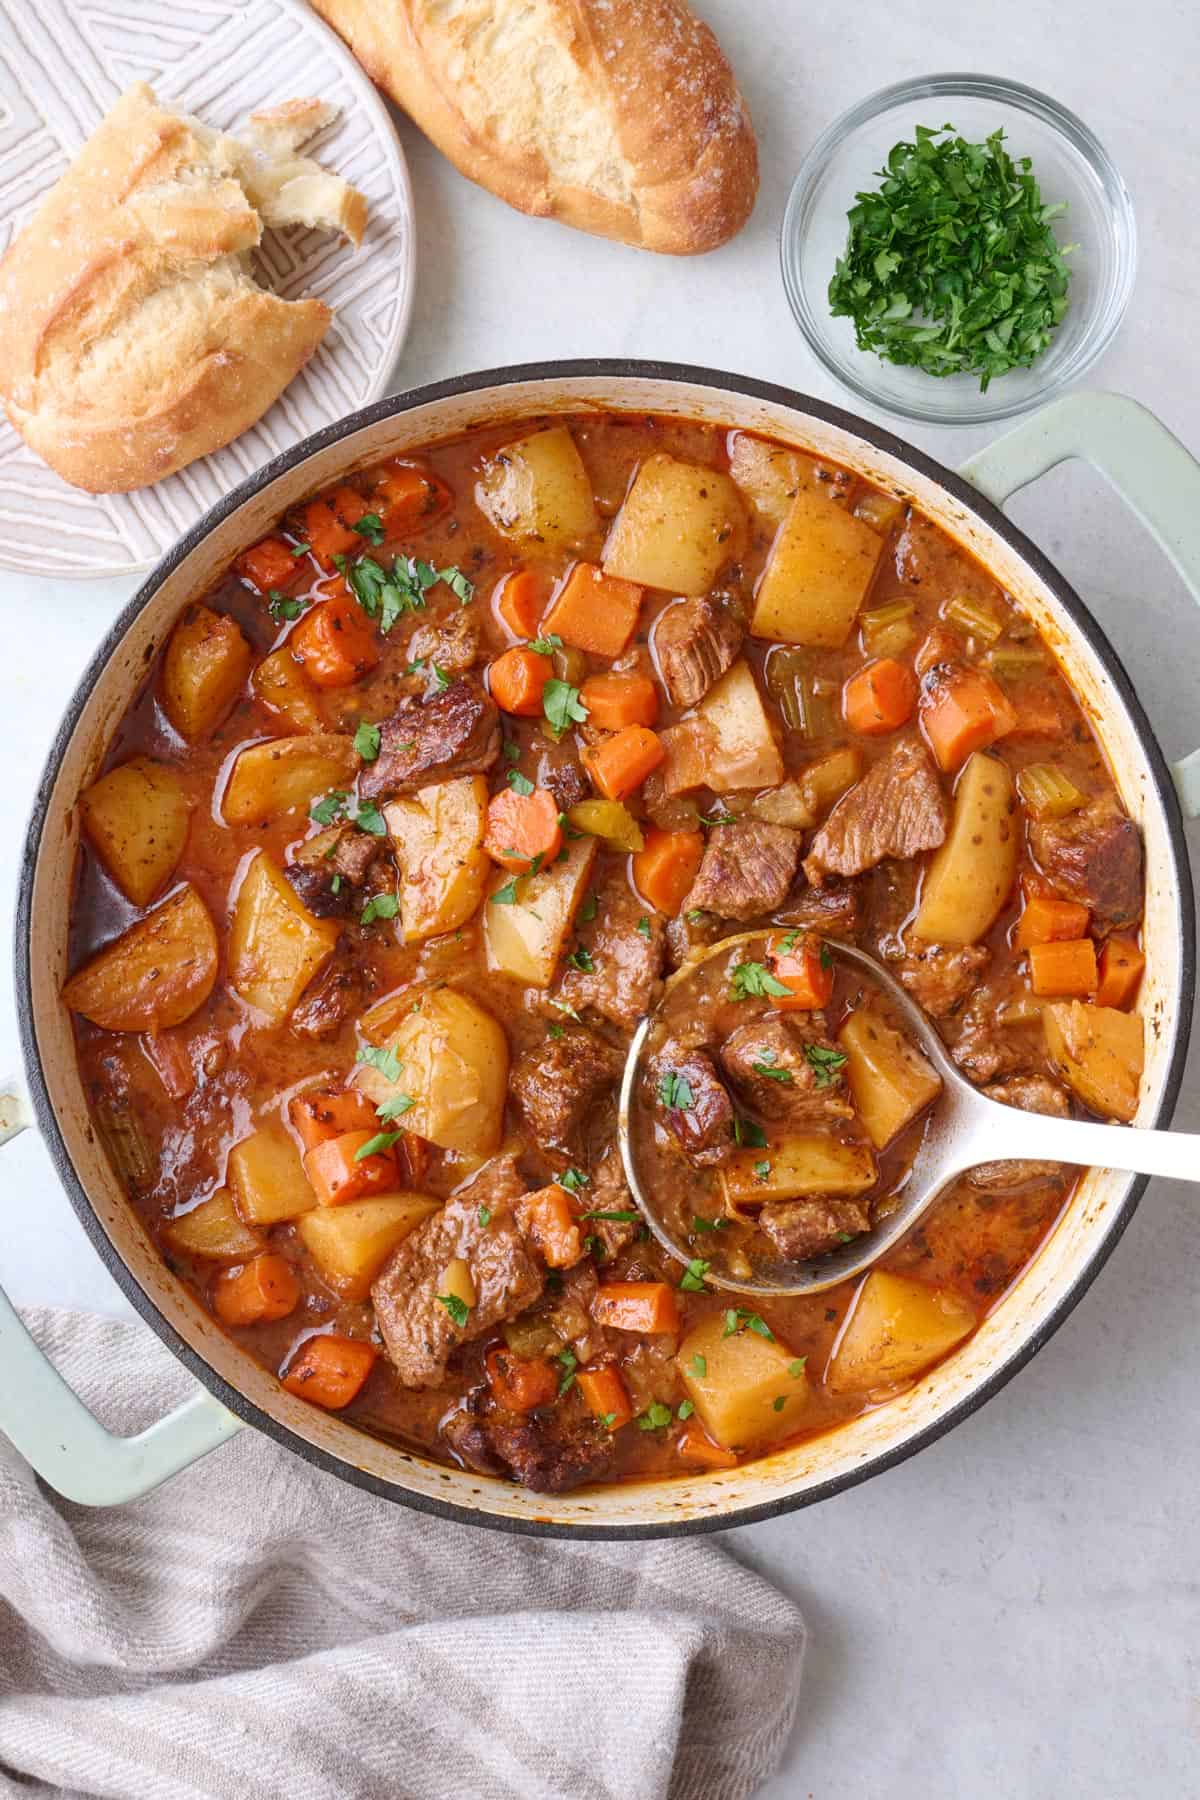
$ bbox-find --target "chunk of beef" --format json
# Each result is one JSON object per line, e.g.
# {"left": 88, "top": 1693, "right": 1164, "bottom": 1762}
{"left": 893, "top": 935, "right": 990, "bottom": 1020}
{"left": 536, "top": 1261, "right": 608, "bottom": 1363}
{"left": 406, "top": 610, "right": 482, "bottom": 675}
{"left": 970, "top": 1075, "right": 1071, "bottom": 1190}
{"left": 286, "top": 824, "right": 381, "bottom": 918}
{"left": 654, "top": 1047, "right": 734, "bottom": 1166}
{"left": 359, "top": 675, "right": 499, "bottom": 799}
{"left": 537, "top": 751, "right": 591, "bottom": 814}
{"left": 290, "top": 946, "right": 363, "bottom": 1041}
{"left": 804, "top": 737, "right": 949, "bottom": 883}
{"left": 652, "top": 590, "right": 745, "bottom": 708}
{"left": 440, "top": 1392, "right": 507, "bottom": 1476}
{"left": 664, "top": 907, "right": 724, "bottom": 970}
{"left": 555, "top": 875, "right": 665, "bottom": 1030}
{"left": 949, "top": 987, "right": 1042, "bottom": 1084}
{"left": 582, "top": 1147, "right": 641, "bottom": 1262}
{"left": 759, "top": 1197, "right": 872, "bottom": 1261}
{"left": 684, "top": 821, "right": 802, "bottom": 921}
{"left": 483, "top": 1409, "right": 614, "bottom": 1494}
{"left": 775, "top": 881, "right": 861, "bottom": 940}
{"left": 510, "top": 1028, "right": 621, "bottom": 1154}
{"left": 371, "top": 1156, "right": 542, "bottom": 1387}
{"left": 1029, "top": 792, "right": 1143, "bottom": 933}
{"left": 719, "top": 1014, "right": 854, "bottom": 1124}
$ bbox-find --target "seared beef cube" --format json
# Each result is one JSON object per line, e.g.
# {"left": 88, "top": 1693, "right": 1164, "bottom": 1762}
{"left": 483, "top": 1409, "right": 614, "bottom": 1494}
{"left": 804, "top": 737, "right": 948, "bottom": 883}
{"left": 286, "top": 824, "right": 381, "bottom": 918}
{"left": 949, "top": 984, "right": 1044, "bottom": 1085}
{"left": 684, "top": 822, "right": 801, "bottom": 921}
{"left": 759, "top": 1197, "right": 872, "bottom": 1261}
{"left": 537, "top": 751, "right": 591, "bottom": 814}
{"left": 359, "top": 675, "right": 499, "bottom": 799}
{"left": 970, "top": 1075, "right": 1071, "bottom": 1189}
{"left": 290, "top": 946, "right": 363, "bottom": 1041}
{"left": 894, "top": 936, "right": 991, "bottom": 1019}
{"left": 1029, "top": 792, "right": 1142, "bottom": 932}
{"left": 510, "top": 1028, "right": 622, "bottom": 1153}
{"left": 441, "top": 1393, "right": 507, "bottom": 1476}
{"left": 719, "top": 1014, "right": 854, "bottom": 1124}
{"left": 664, "top": 908, "right": 724, "bottom": 969}
{"left": 776, "top": 881, "right": 861, "bottom": 940}
{"left": 555, "top": 875, "right": 665, "bottom": 1031}
{"left": 406, "top": 610, "right": 481, "bottom": 674}
{"left": 652, "top": 589, "right": 745, "bottom": 708}
{"left": 372, "top": 1156, "right": 541, "bottom": 1387}
{"left": 581, "top": 1147, "right": 641, "bottom": 1261}
{"left": 654, "top": 1048, "right": 734, "bottom": 1167}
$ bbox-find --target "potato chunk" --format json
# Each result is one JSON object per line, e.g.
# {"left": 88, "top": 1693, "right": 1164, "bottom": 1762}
{"left": 79, "top": 757, "right": 190, "bottom": 906}
{"left": 826, "top": 1270, "right": 976, "bottom": 1394}
{"left": 838, "top": 1009, "right": 942, "bottom": 1149}
{"left": 384, "top": 775, "right": 489, "bottom": 943}
{"left": 228, "top": 852, "right": 339, "bottom": 1024}
{"left": 1043, "top": 1000, "right": 1143, "bottom": 1122}
{"left": 162, "top": 604, "right": 252, "bottom": 741}
{"left": 677, "top": 1313, "right": 811, "bottom": 1450}
{"left": 163, "top": 1189, "right": 264, "bottom": 1263}
{"left": 913, "top": 751, "right": 1018, "bottom": 945}
{"left": 727, "top": 432, "right": 816, "bottom": 525}
{"left": 298, "top": 1192, "right": 439, "bottom": 1301}
{"left": 696, "top": 659, "right": 784, "bottom": 792}
{"left": 356, "top": 987, "right": 508, "bottom": 1155}
{"left": 63, "top": 884, "right": 218, "bottom": 1032}
{"left": 228, "top": 1125, "right": 314, "bottom": 1225}
{"left": 603, "top": 454, "right": 747, "bottom": 596}
{"left": 751, "top": 489, "right": 885, "bottom": 647}
{"left": 483, "top": 835, "right": 597, "bottom": 987}
{"left": 720, "top": 1135, "right": 876, "bottom": 1211}
{"left": 475, "top": 425, "right": 599, "bottom": 553}
{"left": 251, "top": 647, "right": 326, "bottom": 732}
{"left": 222, "top": 734, "right": 358, "bottom": 825}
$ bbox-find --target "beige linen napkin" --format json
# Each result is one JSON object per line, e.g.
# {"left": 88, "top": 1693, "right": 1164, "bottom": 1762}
{"left": 0, "top": 1309, "right": 805, "bottom": 1800}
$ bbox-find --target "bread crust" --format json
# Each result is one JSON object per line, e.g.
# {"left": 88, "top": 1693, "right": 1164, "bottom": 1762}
{"left": 310, "top": 0, "right": 758, "bottom": 253}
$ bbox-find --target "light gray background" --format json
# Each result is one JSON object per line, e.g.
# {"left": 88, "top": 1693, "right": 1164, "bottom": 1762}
{"left": 0, "top": 2, "right": 1197, "bottom": 1794}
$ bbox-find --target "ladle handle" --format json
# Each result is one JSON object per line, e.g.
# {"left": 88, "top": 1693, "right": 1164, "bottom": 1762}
{"left": 984, "top": 1104, "right": 1200, "bottom": 1184}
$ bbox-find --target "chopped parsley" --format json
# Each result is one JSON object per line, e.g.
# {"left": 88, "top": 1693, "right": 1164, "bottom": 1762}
{"left": 752, "top": 1051, "right": 794, "bottom": 1084}
{"left": 578, "top": 890, "right": 598, "bottom": 923}
{"left": 376, "top": 1094, "right": 415, "bottom": 1122}
{"left": 353, "top": 720, "right": 382, "bottom": 762}
{"left": 354, "top": 1129, "right": 405, "bottom": 1161}
{"left": 637, "top": 1402, "right": 673, "bottom": 1432}
{"left": 543, "top": 678, "right": 588, "bottom": 736}
{"left": 677, "top": 1400, "right": 695, "bottom": 1421}
{"left": 636, "top": 915, "right": 652, "bottom": 939}
{"left": 360, "top": 892, "right": 399, "bottom": 926}
{"left": 772, "top": 1395, "right": 787, "bottom": 1413}
{"left": 290, "top": 542, "right": 310, "bottom": 557}
{"left": 658, "top": 1070, "right": 695, "bottom": 1111}
{"left": 699, "top": 809, "right": 735, "bottom": 826}
{"left": 686, "top": 909, "right": 707, "bottom": 925}
{"left": 730, "top": 960, "right": 792, "bottom": 1001}
{"left": 502, "top": 738, "right": 521, "bottom": 764}
{"left": 267, "top": 589, "right": 307, "bottom": 622}
{"left": 557, "top": 1167, "right": 589, "bottom": 1193}
{"left": 507, "top": 769, "right": 535, "bottom": 797}
{"left": 789, "top": 1358, "right": 808, "bottom": 1378}
{"left": 804, "top": 1043, "right": 848, "bottom": 1087}
{"left": 527, "top": 632, "right": 563, "bottom": 655}
{"left": 679, "top": 1258, "right": 711, "bottom": 1293}
{"left": 556, "top": 1347, "right": 578, "bottom": 1395}
{"left": 478, "top": 1205, "right": 492, "bottom": 1227}
{"left": 339, "top": 553, "right": 474, "bottom": 633}
{"left": 722, "top": 1308, "right": 774, "bottom": 1341}
{"left": 547, "top": 1023, "right": 565, "bottom": 1040}
{"left": 777, "top": 929, "right": 799, "bottom": 952}
{"left": 567, "top": 946, "right": 594, "bottom": 972}
{"left": 732, "top": 1117, "right": 768, "bottom": 1149}
{"left": 690, "top": 1353, "right": 707, "bottom": 1379}
{"left": 352, "top": 512, "right": 386, "bottom": 546}
{"left": 692, "top": 1214, "right": 729, "bottom": 1234}
{"left": 490, "top": 876, "right": 521, "bottom": 906}
{"left": 437, "top": 1293, "right": 470, "bottom": 1328}
{"left": 581, "top": 1208, "right": 638, "bottom": 1223}
{"left": 355, "top": 1044, "right": 403, "bottom": 1083}
{"left": 753, "top": 1159, "right": 771, "bottom": 1181}
{"left": 431, "top": 663, "right": 452, "bottom": 692}
{"left": 597, "top": 1411, "right": 617, "bottom": 1430}
{"left": 310, "top": 789, "right": 350, "bottom": 826}
{"left": 820, "top": 942, "right": 833, "bottom": 970}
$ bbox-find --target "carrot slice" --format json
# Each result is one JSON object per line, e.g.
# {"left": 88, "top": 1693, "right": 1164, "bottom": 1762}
{"left": 282, "top": 1334, "right": 377, "bottom": 1409}
{"left": 541, "top": 563, "right": 644, "bottom": 658}
{"left": 483, "top": 787, "right": 563, "bottom": 873}
{"left": 213, "top": 1254, "right": 300, "bottom": 1327}
{"left": 302, "top": 494, "right": 364, "bottom": 568}
{"left": 494, "top": 569, "right": 544, "bottom": 640}
{"left": 488, "top": 646, "right": 553, "bottom": 716}
{"left": 373, "top": 461, "right": 451, "bottom": 530}
{"left": 485, "top": 1345, "right": 558, "bottom": 1413}
{"left": 583, "top": 726, "right": 665, "bottom": 802}
{"left": 580, "top": 671, "right": 660, "bottom": 731}
{"left": 303, "top": 1131, "right": 398, "bottom": 1207}
{"left": 766, "top": 931, "right": 833, "bottom": 1010}
{"left": 591, "top": 1282, "right": 680, "bottom": 1335}
{"left": 1096, "top": 936, "right": 1145, "bottom": 1009}
{"left": 292, "top": 593, "right": 381, "bottom": 688}
{"left": 920, "top": 665, "right": 1018, "bottom": 771}
{"left": 238, "top": 536, "right": 299, "bottom": 593}
{"left": 1028, "top": 938, "right": 1098, "bottom": 998}
{"left": 514, "top": 1185, "right": 582, "bottom": 1269}
{"left": 843, "top": 658, "right": 918, "bottom": 734}
{"left": 576, "top": 1365, "right": 633, "bottom": 1431}
{"left": 632, "top": 827, "right": 704, "bottom": 915}
{"left": 1014, "top": 894, "right": 1090, "bottom": 951}
{"left": 676, "top": 1422, "right": 738, "bottom": 1469}
{"left": 290, "top": 1089, "right": 379, "bottom": 1152}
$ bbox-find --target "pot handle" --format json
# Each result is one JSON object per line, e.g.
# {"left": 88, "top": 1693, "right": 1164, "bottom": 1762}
{"left": 958, "top": 391, "right": 1200, "bottom": 817}
{"left": 0, "top": 1082, "right": 245, "bottom": 1504}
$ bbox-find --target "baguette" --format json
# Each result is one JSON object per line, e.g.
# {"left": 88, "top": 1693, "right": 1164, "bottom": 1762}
{"left": 309, "top": 0, "right": 758, "bottom": 254}
{"left": 0, "top": 84, "right": 366, "bottom": 494}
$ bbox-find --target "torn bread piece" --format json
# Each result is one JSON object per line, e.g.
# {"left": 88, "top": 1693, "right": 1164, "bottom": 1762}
{"left": 0, "top": 82, "right": 368, "bottom": 494}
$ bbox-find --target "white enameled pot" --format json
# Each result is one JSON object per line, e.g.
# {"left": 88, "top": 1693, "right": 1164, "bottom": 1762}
{"left": 4, "top": 365, "right": 1198, "bottom": 1534}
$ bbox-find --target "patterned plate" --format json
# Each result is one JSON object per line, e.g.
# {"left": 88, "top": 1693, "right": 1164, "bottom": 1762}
{"left": 0, "top": 0, "right": 415, "bottom": 578}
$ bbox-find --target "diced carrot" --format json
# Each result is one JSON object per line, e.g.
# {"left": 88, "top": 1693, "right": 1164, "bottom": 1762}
{"left": 541, "top": 562, "right": 644, "bottom": 658}
{"left": 485, "top": 1345, "right": 558, "bottom": 1413}
{"left": 580, "top": 671, "right": 660, "bottom": 731}
{"left": 303, "top": 1131, "right": 398, "bottom": 1207}
{"left": 282, "top": 1334, "right": 377, "bottom": 1409}
{"left": 292, "top": 593, "right": 381, "bottom": 688}
{"left": 213, "top": 1254, "right": 300, "bottom": 1327}
{"left": 766, "top": 931, "right": 834, "bottom": 1010}
{"left": 1014, "top": 894, "right": 1090, "bottom": 952}
{"left": 591, "top": 1282, "right": 681, "bottom": 1335}
{"left": 373, "top": 461, "right": 451, "bottom": 530}
{"left": 1028, "top": 938, "right": 1098, "bottom": 998}
{"left": 494, "top": 568, "right": 544, "bottom": 640}
{"left": 238, "top": 536, "right": 299, "bottom": 593}
{"left": 583, "top": 725, "right": 665, "bottom": 802}
{"left": 302, "top": 496, "right": 362, "bottom": 568}
{"left": 140, "top": 1029, "right": 195, "bottom": 1101}
{"left": 676, "top": 1422, "right": 738, "bottom": 1470}
{"left": 329, "top": 486, "right": 370, "bottom": 528}
{"left": 920, "top": 665, "right": 1019, "bottom": 771}
{"left": 576, "top": 1365, "right": 633, "bottom": 1431}
{"left": 632, "top": 827, "right": 704, "bottom": 915}
{"left": 1097, "top": 936, "right": 1145, "bottom": 1010}
{"left": 488, "top": 645, "right": 553, "bottom": 716}
{"left": 842, "top": 658, "right": 918, "bottom": 735}
{"left": 483, "top": 787, "right": 563, "bottom": 873}
{"left": 290, "top": 1089, "right": 379, "bottom": 1152}
{"left": 514, "top": 1185, "right": 583, "bottom": 1269}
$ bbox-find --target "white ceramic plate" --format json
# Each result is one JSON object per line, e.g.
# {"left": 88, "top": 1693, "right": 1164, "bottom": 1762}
{"left": 0, "top": 0, "right": 415, "bottom": 578}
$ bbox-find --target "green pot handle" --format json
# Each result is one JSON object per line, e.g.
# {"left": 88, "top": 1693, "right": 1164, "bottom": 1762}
{"left": 958, "top": 391, "right": 1200, "bottom": 817}
{"left": 0, "top": 1086, "right": 244, "bottom": 1504}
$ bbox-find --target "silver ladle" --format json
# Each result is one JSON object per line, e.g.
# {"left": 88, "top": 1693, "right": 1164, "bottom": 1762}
{"left": 618, "top": 934, "right": 1190, "bottom": 1298}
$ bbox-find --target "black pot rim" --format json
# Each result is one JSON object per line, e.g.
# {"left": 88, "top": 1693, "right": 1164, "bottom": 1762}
{"left": 15, "top": 359, "right": 1196, "bottom": 1539}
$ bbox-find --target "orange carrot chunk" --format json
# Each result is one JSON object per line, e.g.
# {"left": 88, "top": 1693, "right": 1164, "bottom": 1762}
{"left": 584, "top": 726, "right": 665, "bottom": 802}
{"left": 1028, "top": 938, "right": 1098, "bottom": 998}
{"left": 302, "top": 497, "right": 362, "bottom": 568}
{"left": 290, "top": 1088, "right": 379, "bottom": 1152}
{"left": 303, "top": 1131, "right": 398, "bottom": 1207}
{"left": 576, "top": 1365, "right": 634, "bottom": 1431}
{"left": 514, "top": 1185, "right": 583, "bottom": 1269}
{"left": 591, "top": 1281, "right": 680, "bottom": 1335}
{"left": 766, "top": 931, "right": 834, "bottom": 1010}
{"left": 494, "top": 568, "right": 544, "bottom": 640}
{"left": 483, "top": 787, "right": 563, "bottom": 873}
{"left": 238, "top": 536, "right": 300, "bottom": 593}
{"left": 676, "top": 1422, "right": 738, "bottom": 1469}
{"left": 580, "top": 671, "right": 660, "bottom": 731}
{"left": 488, "top": 646, "right": 553, "bottom": 717}
{"left": 843, "top": 658, "right": 918, "bottom": 735}
{"left": 373, "top": 461, "right": 451, "bottom": 530}
{"left": 213, "top": 1254, "right": 301, "bottom": 1328}
{"left": 485, "top": 1345, "right": 558, "bottom": 1413}
{"left": 920, "top": 666, "right": 1018, "bottom": 771}
{"left": 632, "top": 828, "right": 704, "bottom": 915}
{"left": 282, "top": 1334, "right": 377, "bottom": 1409}
{"left": 292, "top": 593, "right": 381, "bottom": 688}
{"left": 1096, "top": 937, "right": 1145, "bottom": 1010}
{"left": 1014, "top": 894, "right": 1090, "bottom": 951}
{"left": 541, "top": 563, "right": 644, "bottom": 658}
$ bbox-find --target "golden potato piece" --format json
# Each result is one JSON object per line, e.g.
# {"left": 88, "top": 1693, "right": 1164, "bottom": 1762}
{"left": 483, "top": 835, "right": 597, "bottom": 987}
{"left": 228, "top": 851, "right": 339, "bottom": 1025}
{"left": 163, "top": 1189, "right": 264, "bottom": 1263}
{"left": 356, "top": 987, "right": 508, "bottom": 1156}
{"left": 827, "top": 1270, "right": 976, "bottom": 1394}
{"left": 751, "top": 489, "right": 885, "bottom": 647}
{"left": 298, "top": 1193, "right": 439, "bottom": 1301}
{"left": 251, "top": 647, "right": 325, "bottom": 732}
{"left": 384, "top": 775, "right": 489, "bottom": 943}
{"left": 222, "top": 734, "right": 358, "bottom": 825}
{"left": 696, "top": 659, "right": 784, "bottom": 793}
{"left": 475, "top": 426, "right": 599, "bottom": 553}
{"left": 727, "top": 431, "right": 817, "bottom": 525}
{"left": 677, "top": 1313, "right": 811, "bottom": 1450}
{"left": 79, "top": 756, "right": 190, "bottom": 906}
{"left": 720, "top": 1135, "right": 876, "bottom": 1212}
{"left": 838, "top": 1009, "right": 942, "bottom": 1150}
{"left": 913, "top": 752, "right": 1018, "bottom": 946}
{"left": 228, "top": 1125, "right": 314, "bottom": 1226}
{"left": 1043, "top": 1000, "right": 1144, "bottom": 1123}
{"left": 603, "top": 454, "right": 747, "bottom": 596}
{"left": 63, "top": 884, "right": 218, "bottom": 1032}
{"left": 162, "top": 604, "right": 252, "bottom": 742}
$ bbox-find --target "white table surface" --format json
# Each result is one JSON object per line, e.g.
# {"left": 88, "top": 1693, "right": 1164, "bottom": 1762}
{"left": 2, "top": 2, "right": 1198, "bottom": 1793}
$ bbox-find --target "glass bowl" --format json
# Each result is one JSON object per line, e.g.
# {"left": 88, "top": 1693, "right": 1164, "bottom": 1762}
{"left": 780, "top": 74, "right": 1137, "bottom": 425}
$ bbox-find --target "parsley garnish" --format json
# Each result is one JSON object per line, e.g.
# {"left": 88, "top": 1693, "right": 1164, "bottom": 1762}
{"left": 547, "top": 1023, "right": 565, "bottom": 1040}
{"left": 437, "top": 1293, "right": 470, "bottom": 1327}
{"left": 353, "top": 720, "right": 381, "bottom": 762}
{"left": 267, "top": 589, "right": 307, "bottom": 622}
{"left": 777, "top": 929, "right": 799, "bottom": 952}
{"left": 690, "top": 1353, "right": 707, "bottom": 1378}
{"left": 376, "top": 1094, "right": 415, "bottom": 1122}
{"left": 557, "top": 1167, "right": 589, "bottom": 1193}
{"left": 677, "top": 1399, "right": 695, "bottom": 1421}
{"left": 804, "top": 1044, "right": 848, "bottom": 1087}
{"left": 527, "top": 632, "right": 563, "bottom": 655}
{"left": 356, "top": 1044, "right": 402, "bottom": 1083}
{"left": 722, "top": 1308, "right": 774, "bottom": 1341}
{"left": 658, "top": 1070, "right": 695, "bottom": 1111}
{"left": 491, "top": 877, "right": 521, "bottom": 906}
{"left": 353, "top": 512, "right": 386, "bottom": 546}
{"left": 789, "top": 1358, "right": 807, "bottom": 1378}
{"left": 355, "top": 801, "right": 386, "bottom": 836}
{"left": 692, "top": 1214, "right": 729, "bottom": 1233}
{"left": 680, "top": 1258, "right": 710, "bottom": 1292}
{"left": 753, "top": 1159, "right": 771, "bottom": 1180}
{"left": 354, "top": 1129, "right": 404, "bottom": 1161}
{"left": 637, "top": 1402, "right": 673, "bottom": 1432}
{"left": 579, "top": 890, "right": 598, "bottom": 923}
{"left": 731, "top": 961, "right": 792, "bottom": 1001}
{"left": 820, "top": 942, "right": 833, "bottom": 970}
{"left": 636, "top": 915, "right": 652, "bottom": 938}
{"left": 340, "top": 554, "right": 473, "bottom": 633}
{"left": 580, "top": 1208, "right": 638, "bottom": 1223}
{"left": 543, "top": 678, "right": 588, "bottom": 735}
{"left": 311, "top": 789, "right": 350, "bottom": 826}
{"left": 290, "top": 542, "right": 310, "bottom": 557}
{"left": 699, "top": 809, "right": 734, "bottom": 826}
{"left": 507, "top": 769, "right": 535, "bottom": 797}
{"left": 478, "top": 1205, "right": 492, "bottom": 1227}
{"left": 752, "top": 1051, "right": 794, "bottom": 1084}
{"left": 360, "top": 892, "right": 399, "bottom": 925}
{"left": 556, "top": 1347, "right": 578, "bottom": 1395}
{"left": 731, "top": 1117, "right": 767, "bottom": 1148}
{"left": 772, "top": 1395, "right": 787, "bottom": 1413}
{"left": 502, "top": 739, "right": 521, "bottom": 765}
{"left": 597, "top": 1411, "right": 617, "bottom": 1429}
{"left": 431, "top": 663, "right": 452, "bottom": 692}
{"left": 567, "top": 946, "right": 594, "bottom": 972}
{"left": 686, "top": 909, "right": 706, "bottom": 925}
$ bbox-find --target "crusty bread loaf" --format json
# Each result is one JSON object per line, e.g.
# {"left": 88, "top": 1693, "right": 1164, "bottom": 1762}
{"left": 309, "top": 0, "right": 758, "bottom": 254}
{"left": 0, "top": 83, "right": 367, "bottom": 493}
